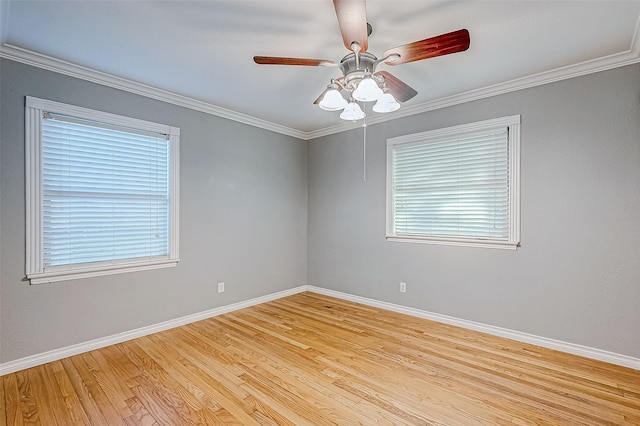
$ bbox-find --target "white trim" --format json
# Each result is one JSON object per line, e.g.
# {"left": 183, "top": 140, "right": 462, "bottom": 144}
{"left": 0, "top": 45, "right": 307, "bottom": 140}
{"left": 169, "top": 131, "right": 180, "bottom": 261}
{"left": 1, "top": 15, "right": 639, "bottom": 141}
{"left": 28, "top": 259, "right": 179, "bottom": 285}
{"left": 387, "top": 115, "right": 521, "bottom": 145}
{"left": 306, "top": 286, "right": 640, "bottom": 371}
{"left": 0, "top": 286, "right": 307, "bottom": 376}
{"left": 385, "top": 235, "right": 518, "bottom": 250}
{"left": 26, "top": 96, "right": 180, "bottom": 136}
{"left": 2, "top": 285, "right": 638, "bottom": 375}
{"left": 24, "top": 102, "right": 41, "bottom": 276}
{"left": 510, "top": 118, "right": 522, "bottom": 245}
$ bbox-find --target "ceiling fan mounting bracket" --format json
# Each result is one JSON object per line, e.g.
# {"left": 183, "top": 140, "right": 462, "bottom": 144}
{"left": 340, "top": 52, "right": 377, "bottom": 74}
{"left": 340, "top": 52, "right": 378, "bottom": 91}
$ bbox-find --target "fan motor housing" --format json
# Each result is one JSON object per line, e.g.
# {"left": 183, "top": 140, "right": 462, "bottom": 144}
{"left": 340, "top": 52, "right": 378, "bottom": 89}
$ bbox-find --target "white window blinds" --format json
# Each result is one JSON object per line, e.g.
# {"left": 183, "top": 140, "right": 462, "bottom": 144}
{"left": 387, "top": 116, "right": 520, "bottom": 249}
{"left": 26, "top": 96, "right": 180, "bottom": 284}
{"left": 392, "top": 130, "right": 509, "bottom": 238}
{"left": 42, "top": 114, "right": 170, "bottom": 267}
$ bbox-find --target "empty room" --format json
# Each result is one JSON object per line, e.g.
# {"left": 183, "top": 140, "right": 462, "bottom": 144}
{"left": 1, "top": 0, "right": 639, "bottom": 424}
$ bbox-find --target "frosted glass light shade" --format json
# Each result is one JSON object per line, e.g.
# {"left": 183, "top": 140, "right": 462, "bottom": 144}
{"left": 340, "top": 102, "right": 365, "bottom": 120}
{"left": 319, "top": 89, "right": 348, "bottom": 111}
{"left": 352, "top": 77, "right": 383, "bottom": 102}
{"left": 373, "top": 93, "right": 400, "bottom": 113}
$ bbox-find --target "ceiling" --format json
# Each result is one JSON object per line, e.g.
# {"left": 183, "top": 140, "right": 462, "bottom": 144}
{"left": 1, "top": 1, "right": 640, "bottom": 139}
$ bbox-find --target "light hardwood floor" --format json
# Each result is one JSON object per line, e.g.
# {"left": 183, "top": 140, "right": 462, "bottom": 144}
{"left": 2, "top": 292, "right": 639, "bottom": 425}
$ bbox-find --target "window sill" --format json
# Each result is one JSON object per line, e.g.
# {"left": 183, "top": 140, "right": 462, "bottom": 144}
{"left": 386, "top": 235, "right": 519, "bottom": 250}
{"left": 27, "top": 258, "right": 180, "bottom": 284}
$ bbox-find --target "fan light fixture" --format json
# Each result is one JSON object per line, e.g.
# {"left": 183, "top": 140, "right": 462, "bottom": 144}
{"left": 314, "top": 52, "right": 406, "bottom": 120}
{"left": 319, "top": 88, "right": 348, "bottom": 111}
{"left": 373, "top": 92, "right": 400, "bottom": 113}
{"left": 319, "top": 72, "right": 401, "bottom": 121}
{"left": 353, "top": 76, "right": 383, "bottom": 102}
{"left": 340, "top": 102, "right": 366, "bottom": 121}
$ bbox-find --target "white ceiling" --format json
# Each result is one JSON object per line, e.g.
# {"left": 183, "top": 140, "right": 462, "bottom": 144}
{"left": 2, "top": 1, "right": 640, "bottom": 138}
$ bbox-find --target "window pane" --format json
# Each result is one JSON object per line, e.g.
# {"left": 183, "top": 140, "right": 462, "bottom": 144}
{"left": 391, "top": 129, "right": 510, "bottom": 240}
{"left": 41, "top": 117, "right": 170, "bottom": 268}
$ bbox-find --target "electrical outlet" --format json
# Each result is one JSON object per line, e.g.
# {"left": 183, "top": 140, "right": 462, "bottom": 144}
{"left": 399, "top": 282, "right": 406, "bottom": 293}
{"left": 217, "top": 282, "right": 225, "bottom": 293}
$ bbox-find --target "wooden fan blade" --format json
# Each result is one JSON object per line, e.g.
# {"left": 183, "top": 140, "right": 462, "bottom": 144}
{"left": 376, "top": 71, "right": 417, "bottom": 102}
{"left": 254, "top": 56, "right": 336, "bottom": 67}
{"left": 383, "top": 29, "right": 470, "bottom": 65}
{"left": 333, "top": 0, "right": 368, "bottom": 52}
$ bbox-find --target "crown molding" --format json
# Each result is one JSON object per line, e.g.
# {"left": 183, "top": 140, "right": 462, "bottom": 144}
{"left": 2, "top": 14, "right": 639, "bottom": 142}
{"left": 0, "top": 44, "right": 307, "bottom": 140}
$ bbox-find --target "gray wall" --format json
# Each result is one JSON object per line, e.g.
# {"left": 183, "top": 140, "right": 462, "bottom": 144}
{"left": 0, "top": 59, "right": 308, "bottom": 363}
{"left": 2, "top": 57, "right": 639, "bottom": 365}
{"left": 308, "top": 64, "right": 640, "bottom": 358}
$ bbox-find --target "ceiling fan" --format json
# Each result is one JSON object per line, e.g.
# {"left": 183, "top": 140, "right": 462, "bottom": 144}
{"left": 253, "top": 0, "right": 470, "bottom": 121}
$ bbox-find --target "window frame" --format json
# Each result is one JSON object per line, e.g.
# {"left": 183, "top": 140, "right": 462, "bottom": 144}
{"left": 386, "top": 115, "right": 520, "bottom": 250}
{"left": 25, "top": 96, "right": 180, "bottom": 284}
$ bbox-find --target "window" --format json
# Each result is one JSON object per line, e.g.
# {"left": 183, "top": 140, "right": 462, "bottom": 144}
{"left": 25, "top": 97, "right": 180, "bottom": 284}
{"left": 386, "top": 115, "right": 520, "bottom": 249}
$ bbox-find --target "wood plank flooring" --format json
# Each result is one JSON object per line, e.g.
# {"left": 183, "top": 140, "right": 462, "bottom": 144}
{"left": 2, "top": 292, "right": 639, "bottom": 425}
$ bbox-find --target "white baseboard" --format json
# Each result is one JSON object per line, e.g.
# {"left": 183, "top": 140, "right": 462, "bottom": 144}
{"left": 2, "top": 285, "right": 638, "bottom": 375}
{"left": 307, "top": 286, "right": 640, "bottom": 371}
{"left": 0, "top": 286, "right": 307, "bottom": 376}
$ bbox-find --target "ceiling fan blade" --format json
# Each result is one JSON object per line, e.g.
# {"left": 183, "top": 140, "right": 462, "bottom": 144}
{"left": 254, "top": 56, "right": 336, "bottom": 67}
{"left": 376, "top": 71, "right": 418, "bottom": 102}
{"left": 333, "top": 0, "right": 368, "bottom": 52}
{"left": 383, "top": 29, "right": 470, "bottom": 65}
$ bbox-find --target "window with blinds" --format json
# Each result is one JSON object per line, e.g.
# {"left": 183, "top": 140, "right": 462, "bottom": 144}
{"left": 26, "top": 97, "right": 180, "bottom": 284}
{"left": 386, "top": 116, "right": 520, "bottom": 249}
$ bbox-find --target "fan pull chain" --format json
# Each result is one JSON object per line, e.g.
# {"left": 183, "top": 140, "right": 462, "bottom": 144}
{"left": 362, "top": 102, "right": 367, "bottom": 182}
{"left": 363, "top": 123, "right": 367, "bottom": 182}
